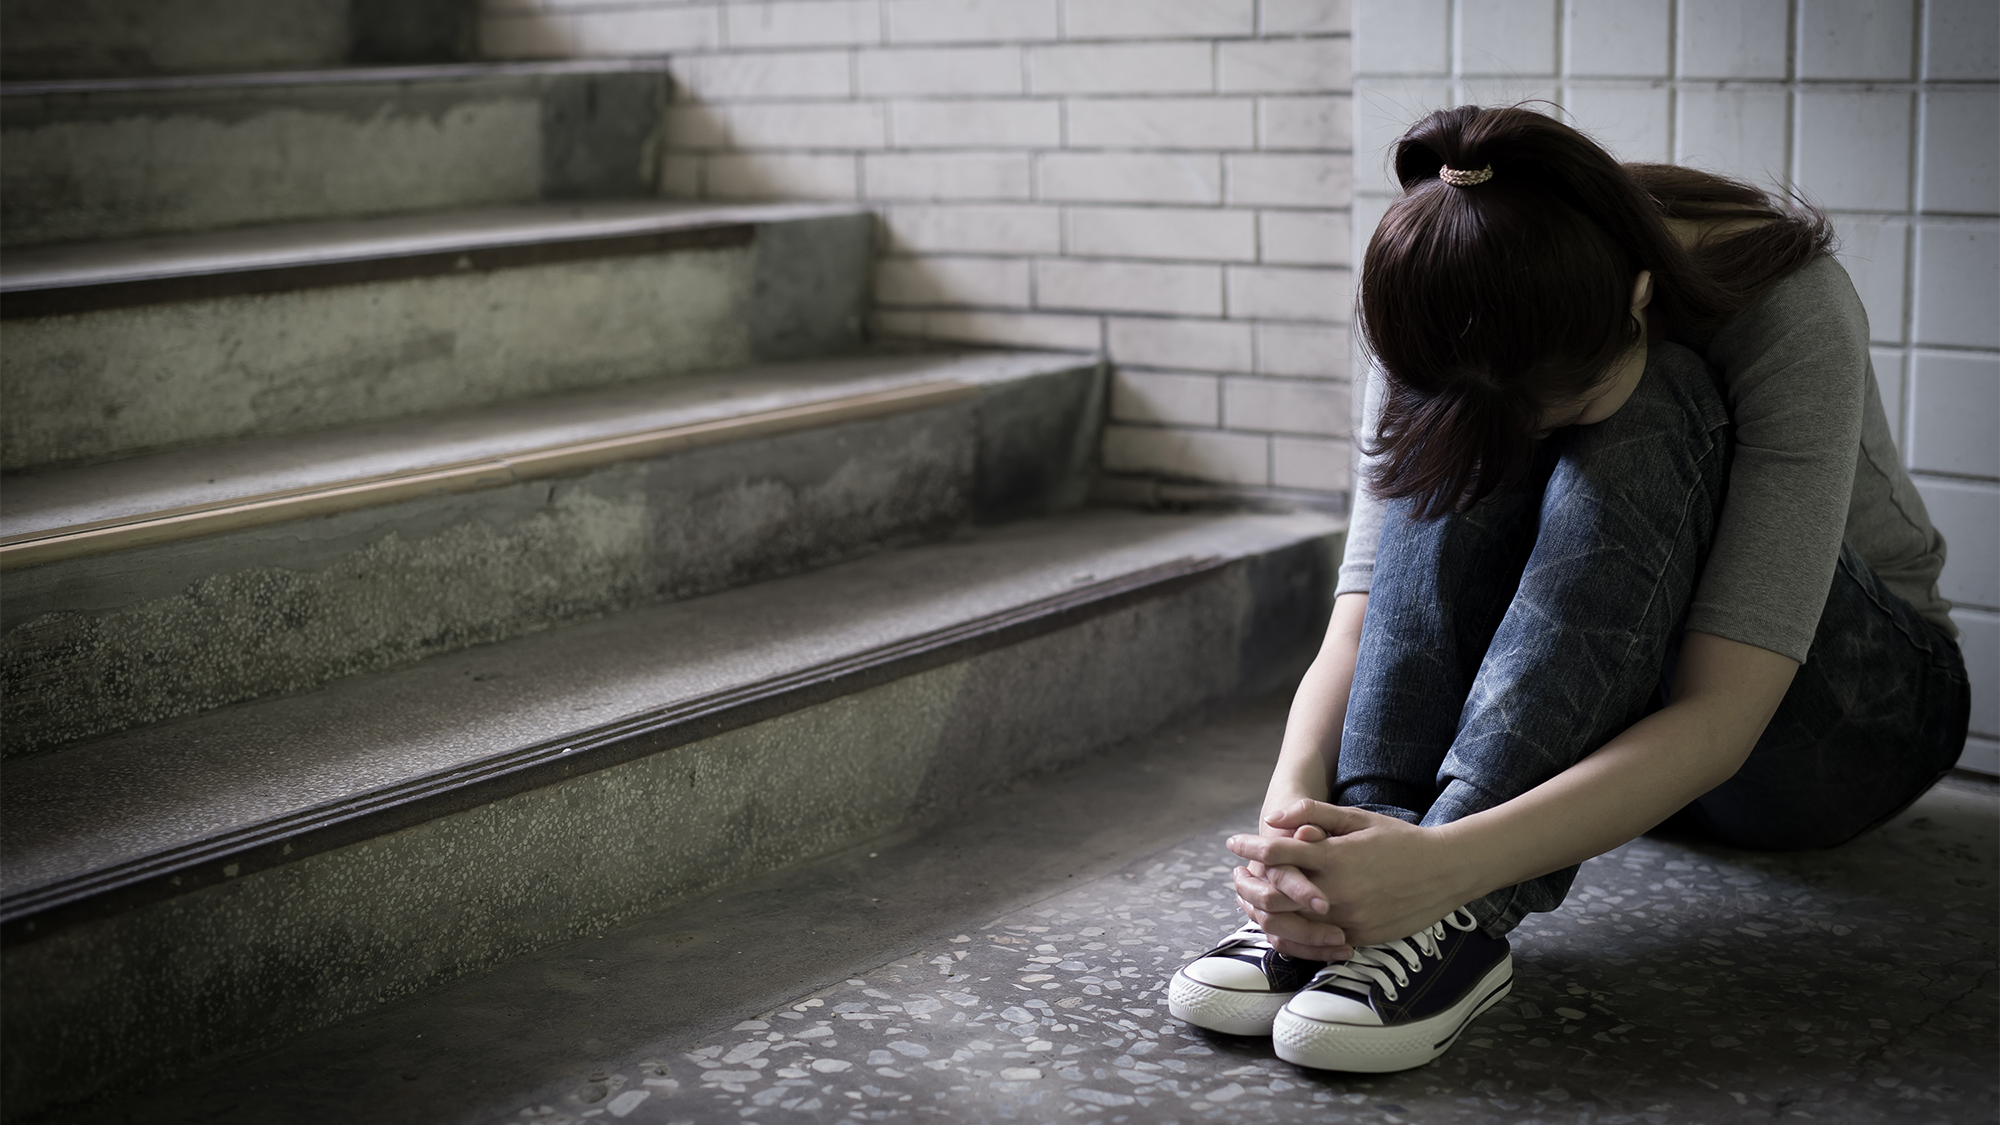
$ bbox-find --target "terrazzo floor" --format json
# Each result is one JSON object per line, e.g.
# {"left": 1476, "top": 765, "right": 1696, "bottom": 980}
{"left": 61, "top": 699, "right": 1998, "bottom": 1125}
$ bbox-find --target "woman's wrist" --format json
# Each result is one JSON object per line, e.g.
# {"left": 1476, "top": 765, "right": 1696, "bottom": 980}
{"left": 1425, "top": 818, "right": 1503, "bottom": 909}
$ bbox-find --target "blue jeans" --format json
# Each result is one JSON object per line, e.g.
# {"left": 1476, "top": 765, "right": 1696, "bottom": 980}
{"left": 1336, "top": 342, "right": 1971, "bottom": 936}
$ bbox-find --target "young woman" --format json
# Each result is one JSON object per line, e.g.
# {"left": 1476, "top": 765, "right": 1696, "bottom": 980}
{"left": 1167, "top": 105, "right": 1970, "bottom": 1073}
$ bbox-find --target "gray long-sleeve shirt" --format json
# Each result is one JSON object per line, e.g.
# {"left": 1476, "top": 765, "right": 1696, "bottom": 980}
{"left": 1336, "top": 254, "right": 1954, "bottom": 663}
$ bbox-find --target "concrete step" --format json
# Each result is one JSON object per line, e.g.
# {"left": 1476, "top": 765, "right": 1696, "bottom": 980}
{"left": 0, "top": 201, "right": 873, "bottom": 470}
{"left": 0, "top": 507, "right": 1344, "bottom": 1117}
{"left": 1, "top": 347, "right": 1104, "bottom": 757}
{"left": 2, "top": 0, "right": 476, "bottom": 81}
{"left": 0, "top": 59, "right": 667, "bottom": 246}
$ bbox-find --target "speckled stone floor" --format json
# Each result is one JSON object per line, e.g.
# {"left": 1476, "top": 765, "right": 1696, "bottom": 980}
{"left": 58, "top": 699, "right": 1998, "bottom": 1125}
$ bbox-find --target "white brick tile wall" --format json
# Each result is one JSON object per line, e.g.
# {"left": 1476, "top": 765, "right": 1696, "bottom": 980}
{"left": 1676, "top": 85, "right": 1791, "bottom": 188}
{"left": 1063, "top": 0, "right": 1256, "bottom": 40}
{"left": 875, "top": 255, "right": 1031, "bottom": 306}
{"left": 1107, "top": 318, "right": 1254, "bottom": 373}
{"left": 1038, "top": 152, "right": 1223, "bottom": 204}
{"left": 1871, "top": 346, "right": 1906, "bottom": 441}
{"left": 1218, "top": 39, "right": 1354, "bottom": 93}
{"left": 1352, "top": 78, "right": 1454, "bottom": 191}
{"left": 863, "top": 153, "right": 1034, "bottom": 199}
{"left": 1913, "top": 221, "right": 2000, "bottom": 349}
{"left": 1833, "top": 215, "right": 1911, "bottom": 343}
{"left": 1920, "top": 89, "right": 2000, "bottom": 215}
{"left": 884, "top": 0, "right": 1059, "bottom": 44}
{"left": 673, "top": 50, "right": 853, "bottom": 99}
{"left": 1563, "top": 0, "right": 1670, "bottom": 78}
{"left": 1065, "top": 206, "right": 1257, "bottom": 262}
{"left": 1224, "top": 377, "right": 1351, "bottom": 435}
{"left": 706, "top": 152, "right": 860, "bottom": 197}
{"left": 661, "top": 156, "right": 700, "bottom": 198}
{"left": 1226, "top": 153, "right": 1352, "bottom": 206}
{"left": 902, "top": 309, "right": 1104, "bottom": 350}
{"left": 1260, "top": 0, "right": 1352, "bottom": 36}
{"left": 1916, "top": 479, "right": 2000, "bottom": 608}
{"left": 1678, "top": 0, "right": 1791, "bottom": 79}
{"left": 489, "top": 0, "right": 1354, "bottom": 499}
{"left": 1798, "top": 0, "right": 1915, "bottom": 80}
{"left": 1065, "top": 98, "right": 1256, "bottom": 151}
{"left": 1907, "top": 351, "right": 2000, "bottom": 478}
{"left": 1457, "top": 0, "right": 1556, "bottom": 78}
{"left": 1955, "top": 609, "right": 1999, "bottom": 738}
{"left": 1924, "top": 0, "right": 2000, "bottom": 81}
{"left": 674, "top": 102, "right": 888, "bottom": 149}
{"left": 1257, "top": 322, "right": 1351, "bottom": 378}
{"left": 724, "top": 1, "right": 880, "bottom": 48}
{"left": 1259, "top": 95, "right": 1354, "bottom": 150}
{"left": 881, "top": 205, "right": 1062, "bottom": 254}
{"left": 1259, "top": 209, "right": 1351, "bottom": 265}
{"left": 482, "top": 7, "right": 724, "bottom": 56}
{"left": 1456, "top": 78, "right": 1560, "bottom": 110}
{"left": 1110, "top": 369, "right": 1222, "bottom": 425}
{"left": 1354, "top": 0, "right": 1450, "bottom": 76}
{"left": 1029, "top": 42, "right": 1216, "bottom": 95}
{"left": 1272, "top": 435, "right": 1353, "bottom": 490}
{"left": 1227, "top": 264, "right": 1350, "bottom": 321}
{"left": 890, "top": 100, "right": 1062, "bottom": 148}
{"left": 1103, "top": 425, "right": 1270, "bottom": 484}
{"left": 1037, "top": 258, "right": 1223, "bottom": 316}
{"left": 857, "top": 46, "right": 1023, "bottom": 96}
{"left": 1564, "top": 82, "right": 1672, "bottom": 163}
{"left": 1796, "top": 89, "right": 1916, "bottom": 211}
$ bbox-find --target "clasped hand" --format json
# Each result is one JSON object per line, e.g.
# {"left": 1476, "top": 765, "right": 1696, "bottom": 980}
{"left": 1227, "top": 799, "right": 1475, "bottom": 959}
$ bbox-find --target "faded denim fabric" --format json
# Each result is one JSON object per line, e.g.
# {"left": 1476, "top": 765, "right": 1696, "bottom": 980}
{"left": 1335, "top": 341, "right": 1970, "bottom": 937}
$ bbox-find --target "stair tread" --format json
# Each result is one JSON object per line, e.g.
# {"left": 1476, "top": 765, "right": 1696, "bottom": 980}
{"left": 0, "top": 509, "right": 1340, "bottom": 901}
{"left": 1, "top": 200, "right": 860, "bottom": 293}
{"left": 0, "top": 348, "right": 1088, "bottom": 542}
{"left": 0, "top": 56, "right": 674, "bottom": 99}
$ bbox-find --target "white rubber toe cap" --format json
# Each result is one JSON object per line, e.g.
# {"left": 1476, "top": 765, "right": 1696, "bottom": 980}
{"left": 1283, "top": 987, "right": 1382, "bottom": 1026}
{"left": 1180, "top": 956, "right": 1275, "bottom": 991}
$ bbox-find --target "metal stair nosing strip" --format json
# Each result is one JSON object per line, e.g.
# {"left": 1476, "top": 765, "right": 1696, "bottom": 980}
{"left": 0, "top": 220, "right": 758, "bottom": 319}
{"left": 0, "top": 553, "right": 1226, "bottom": 946}
{"left": 0, "top": 57, "right": 677, "bottom": 100}
{"left": 0, "top": 380, "right": 978, "bottom": 571}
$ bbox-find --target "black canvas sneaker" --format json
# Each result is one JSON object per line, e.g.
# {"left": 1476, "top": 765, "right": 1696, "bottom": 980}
{"left": 1273, "top": 908, "right": 1511, "bottom": 1072}
{"left": 1167, "top": 923, "right": 1327, "bottom": 1036}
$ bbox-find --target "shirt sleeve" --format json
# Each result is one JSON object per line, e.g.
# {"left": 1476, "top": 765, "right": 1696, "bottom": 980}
{"left": 1336, "top": 361, "right": 1387, "bottom": 597}
{"left": 1688, "top": 255, "right": 1869, "bottom": 663}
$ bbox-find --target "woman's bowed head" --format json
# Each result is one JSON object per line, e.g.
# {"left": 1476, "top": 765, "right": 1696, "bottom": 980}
{"left": 1168, "top": 103, "right": 1964, "bottom": 1077}
{"left": 1357, "top": 103, "right": 1827, "bottom": 517}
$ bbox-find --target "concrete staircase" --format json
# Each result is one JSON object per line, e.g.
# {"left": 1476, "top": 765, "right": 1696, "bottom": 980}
{"left": 0, "top": 6, "right": 1343, "bottom": 1119}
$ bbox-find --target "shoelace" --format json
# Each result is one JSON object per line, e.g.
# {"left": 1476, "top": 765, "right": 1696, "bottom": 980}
{"left": 1310, "top": 909, "right": 1480, "bottom": 1003}
{"left": 1207, "top": 922, "right": 1274, "bottom": 956}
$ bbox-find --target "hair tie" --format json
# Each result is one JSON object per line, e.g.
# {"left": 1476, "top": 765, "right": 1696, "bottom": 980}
{"left": 1439, "top": 164, "right": 1494, "bottom": 187}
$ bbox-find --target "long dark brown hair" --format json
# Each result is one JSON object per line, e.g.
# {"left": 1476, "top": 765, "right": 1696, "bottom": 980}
{"left": 1360, "top": 105, "right": 1833, "bottom": 517}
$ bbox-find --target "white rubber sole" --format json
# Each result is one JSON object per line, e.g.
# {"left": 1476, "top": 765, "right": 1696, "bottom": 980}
{"left": 1167, "top": 969, "right": 1296, "bottom": 1037}
{"left": 1272, "top": 955, "right": 1513, "bottom": 1073}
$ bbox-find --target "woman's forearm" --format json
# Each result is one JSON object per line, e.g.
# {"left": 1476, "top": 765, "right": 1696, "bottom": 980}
{"left": 1436, "top": 630, "right": 1799, "bottom": 900}
{"left": 1264, "top": 593, "right": 1369, "bottom": 813}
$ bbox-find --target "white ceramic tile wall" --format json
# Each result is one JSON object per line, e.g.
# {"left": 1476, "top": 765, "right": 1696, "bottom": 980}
{"left": 482, "top": 0, "right": 1358, "bottom": 507}
{"left": 1354, "top": 0, "right": 1999, "bottom": 772}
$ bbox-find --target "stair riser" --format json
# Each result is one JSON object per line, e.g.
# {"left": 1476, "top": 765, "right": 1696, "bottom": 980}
{"left": 0, "top": 531, "right": 1337, "bottom": 1118}
{"left": 1, "top": 367, "right": 1102, "bottom": 758}
{"left": 0, "top": 0, "right": 475, "bottom": 80}
{"left": 0, "top": 66, "right": 662, "bottom": 246}
{"left": 0, "top": 213, "right": 871, "bottom": 471}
